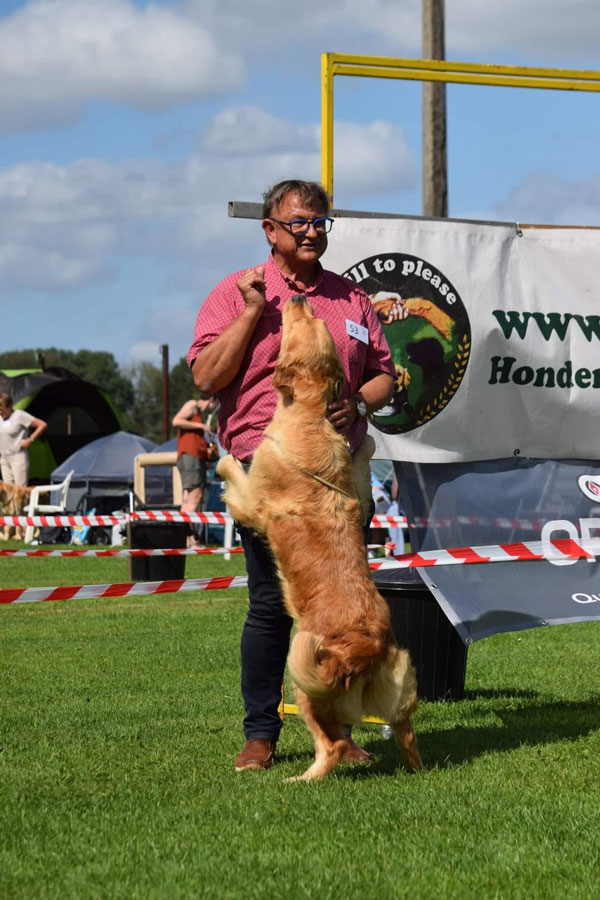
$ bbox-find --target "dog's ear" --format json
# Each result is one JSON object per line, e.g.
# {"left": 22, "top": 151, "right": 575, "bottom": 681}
{"left": 272, "top": 363, "right": 296, "bottom": 398}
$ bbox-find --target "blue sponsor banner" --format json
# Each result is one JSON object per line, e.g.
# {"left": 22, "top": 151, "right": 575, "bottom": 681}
{"left": 397, "top": 459, "right": 600, "bottom": 643}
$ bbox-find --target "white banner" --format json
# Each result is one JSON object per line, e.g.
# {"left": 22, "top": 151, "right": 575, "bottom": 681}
{"left": 323, "top": 218, "right": 600, "bottom": 462}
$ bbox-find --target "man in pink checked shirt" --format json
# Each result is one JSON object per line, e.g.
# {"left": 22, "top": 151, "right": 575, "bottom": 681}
{"left": 187, "top": 179, "right": 395, "bottom": 773}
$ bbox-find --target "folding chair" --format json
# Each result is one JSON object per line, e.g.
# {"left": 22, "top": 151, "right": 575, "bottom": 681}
{"left": 24, "top": 469, "right": 75, "bottom": 543}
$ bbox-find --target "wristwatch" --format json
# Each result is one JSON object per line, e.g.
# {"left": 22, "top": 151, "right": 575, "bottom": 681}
{"left": 353, "top": 396, "right": 368, "bottom": 418}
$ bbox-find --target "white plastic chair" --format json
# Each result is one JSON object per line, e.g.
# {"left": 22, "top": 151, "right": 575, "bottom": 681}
{"left": 24, "top": 469, "right": 75, "bottom": 543}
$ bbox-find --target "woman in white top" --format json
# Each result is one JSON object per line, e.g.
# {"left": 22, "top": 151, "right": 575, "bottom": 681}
{"left": 0, "top": 392, "right": 47, "bottom": 485}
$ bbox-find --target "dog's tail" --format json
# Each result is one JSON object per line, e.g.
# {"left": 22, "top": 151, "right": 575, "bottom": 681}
{"left": 288, "top": 630, "right": 350, "bottom": 699}
{"left": 288, "top": 631, "right": 339, "bottom": 698}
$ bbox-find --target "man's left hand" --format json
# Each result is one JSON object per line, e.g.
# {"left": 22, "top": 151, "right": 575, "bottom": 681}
{"left": 326, "top": 398, "right": 356, "bottom": 434}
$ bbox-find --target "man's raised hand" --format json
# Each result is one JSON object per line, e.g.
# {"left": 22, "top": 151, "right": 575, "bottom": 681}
{"left": 236, "top": 266, "right": 266, "bottom": 312}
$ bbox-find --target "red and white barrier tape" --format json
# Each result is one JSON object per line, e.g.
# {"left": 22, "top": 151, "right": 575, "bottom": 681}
{"left": 132, "top": 511, "right": 539, "bottom": 530}
{"left": 131, "top": 510, "right": 232, "bottom": 524}
{"left": 131, "top": 511, "right": 541, "bottom": 530}
{"left": 0, "top": 510, "right": 232, "bottom": 527}
{"left": 1, "top": 575, "right": 249, "bottom": 605}
{"left": 0, "top": 508, "right": 555, "bottom": 531}
{"left": 131, "top": 512, "right": 539, "bottom": 531}
{"left": 0, "top": 546, "right": 245, "bottom": 558}
{"left": 0, "top": 542, "right": 390, "bottom": 559}
{"left": 412, "top": 515, "right": 543, "bottom": 531}
{"left": 369, "top": 537, "right": 600, "bottom": 569}
{"left": 1, "top": 537, "right": 599, "bottom": 605}
{"left": 0, "top": 510, "right": 410, "bottom": 528}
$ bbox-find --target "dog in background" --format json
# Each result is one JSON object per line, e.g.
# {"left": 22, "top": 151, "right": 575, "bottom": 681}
{"left": 217, "top": 297, "right": 422, "bottom": 782}
{"left": 369, "top": 292, "right": 454, "bottom": 342}
{"left": 0, "top": 481, "right": 33, "bottom": 540}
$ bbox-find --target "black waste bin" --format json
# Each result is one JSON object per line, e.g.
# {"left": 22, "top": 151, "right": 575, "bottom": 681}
{"left": 372, "top": 567, "right": 467, "bottom": 701}
{"left": 127, "top": 521, "right": 188, "bottom": 581}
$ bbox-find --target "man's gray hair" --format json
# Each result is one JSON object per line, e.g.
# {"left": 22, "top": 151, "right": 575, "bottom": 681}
{"left": 262, "top": 180, "right": 330, "bottom": 218}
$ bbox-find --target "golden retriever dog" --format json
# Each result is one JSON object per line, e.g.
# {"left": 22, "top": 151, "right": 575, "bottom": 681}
{"left": 217, "top": 297, "right": 422, "bottom": 782}
{"left": 0, "top": 481, "right": 33, "bottom": 540}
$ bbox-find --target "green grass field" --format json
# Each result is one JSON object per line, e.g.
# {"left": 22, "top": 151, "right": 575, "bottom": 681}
{"left": 1, "top": 544, "right": 599, "bottom": 900}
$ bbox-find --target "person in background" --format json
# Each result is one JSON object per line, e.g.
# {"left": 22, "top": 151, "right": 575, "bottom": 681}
{"left": 0, "top": 392, "right": 47, "bottom": 486}
{"left": 187, "top": 178, "right": 395, "bottom": 772}
{"left": 386, "top": 475, "right": 406, "bottom": 556}
{"left": 369, "top": 472, "right": 393, "bottom": 557}
{"left": 172, "top": 395, "right": 218, "bottom": 548}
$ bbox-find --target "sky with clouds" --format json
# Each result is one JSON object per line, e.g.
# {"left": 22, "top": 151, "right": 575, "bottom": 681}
{"left": 2, "top": 0, "right": 600, "bottom": 366}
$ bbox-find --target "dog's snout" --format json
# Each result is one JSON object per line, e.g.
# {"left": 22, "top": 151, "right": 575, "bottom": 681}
{"left": 283, "top": 295, "right": 314, "bottom": 322}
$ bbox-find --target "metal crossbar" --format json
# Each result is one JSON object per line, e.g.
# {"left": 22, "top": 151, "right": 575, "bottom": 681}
{"left": 321, "top": 53, "right": 600, "bottom": 204}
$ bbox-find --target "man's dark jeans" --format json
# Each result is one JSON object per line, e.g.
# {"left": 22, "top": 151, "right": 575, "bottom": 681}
{"left": 237, "top": 497, "right": 375, "bottom": 743}
{"left": 238, "top": 524, "right": 292, "bottom": 742}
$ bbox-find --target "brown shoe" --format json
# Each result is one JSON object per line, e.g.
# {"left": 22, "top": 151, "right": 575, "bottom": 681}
{"left": 341, "top": 730, "right": 373, "bottom": 765}
{"left": 344, "top": 743, "right": 374, "bottom": 764}
{"left": 235, "top": 739, "right": 275, "bottom": 772}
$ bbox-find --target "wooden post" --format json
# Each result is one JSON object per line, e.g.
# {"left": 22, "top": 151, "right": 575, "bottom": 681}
{"left": 161, "top": 343, "right": 170, "bottom": 443}
{"left": 422, "top": 0, "right": 448, "bottom": 217}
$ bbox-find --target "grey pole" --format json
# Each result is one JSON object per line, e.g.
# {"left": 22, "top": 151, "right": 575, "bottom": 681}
{"left": 161, "top": 343, "right": 170, "bottom": 443}
{"left": 422, "top": 0, "right": 448, "bottom": 217}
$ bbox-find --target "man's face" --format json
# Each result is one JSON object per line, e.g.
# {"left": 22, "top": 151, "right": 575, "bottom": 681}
{"left": 262, "top": 192, "right": 328, "bottom": 269}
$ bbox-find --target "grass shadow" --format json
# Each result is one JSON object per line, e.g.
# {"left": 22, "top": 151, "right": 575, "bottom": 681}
{"left": 275, "top": 748, "right": 314, "bottom": 765}
{"left": 366, "top": 695, "right": 600, "bottom": 773}
{"left": 462, "top": 687, "right": 539, "bottom": 701}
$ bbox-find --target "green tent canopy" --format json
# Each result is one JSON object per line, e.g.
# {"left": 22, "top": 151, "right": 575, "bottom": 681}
{"left": 0, "top": 367, "right": 124, "bottom": 483}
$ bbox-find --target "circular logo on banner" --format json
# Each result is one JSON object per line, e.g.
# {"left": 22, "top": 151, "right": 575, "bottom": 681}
{"left": 343, "top": 253, "right": 471, "bottom": 434}
{"left": 578, "top": 475, "right": 600, "bottom": 502}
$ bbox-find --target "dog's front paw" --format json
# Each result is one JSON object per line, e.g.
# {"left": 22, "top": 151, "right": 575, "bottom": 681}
{"left": 284, "top": 773, "right": 321, "bottom": 784}
{"left": 216, "top": 453, "right": 239, "bottom": 480}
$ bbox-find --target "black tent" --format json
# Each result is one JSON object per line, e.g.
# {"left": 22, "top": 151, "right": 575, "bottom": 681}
{"left": 0, "top": 367, "right": 123, "bottom": 482}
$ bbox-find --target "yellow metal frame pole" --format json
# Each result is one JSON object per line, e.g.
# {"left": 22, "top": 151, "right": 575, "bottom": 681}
{"left": 321, "top": 52, "right": 335, "bottom": 203}
{"left": 283, "top": 702, "right": 386, "bottom": 725}
{"left": 320, "top": 53, "right": 600, "bottom": 208}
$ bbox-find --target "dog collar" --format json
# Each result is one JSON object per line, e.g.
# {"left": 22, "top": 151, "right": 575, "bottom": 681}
{"left": 264, "top": 434, "right": 357, "bottom": 502}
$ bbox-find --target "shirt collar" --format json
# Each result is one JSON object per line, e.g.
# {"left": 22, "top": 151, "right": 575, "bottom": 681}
{"left": 266, "top": 251, "right": 324, "bottom": 295}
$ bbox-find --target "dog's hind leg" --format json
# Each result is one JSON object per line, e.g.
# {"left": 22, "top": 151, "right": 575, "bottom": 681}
{"left": 392, "top": 717, "right": 423, "bottom": 772}
{"left": 365, "top": 647, "right": 423, "bottom": 772}
{"left": 285, "top": 689, "right": 348, "bottom": 783}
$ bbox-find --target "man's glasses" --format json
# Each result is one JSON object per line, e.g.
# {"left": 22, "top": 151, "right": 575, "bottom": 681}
{"left": 270, "top": 217, "right": 334, "bottom": 236}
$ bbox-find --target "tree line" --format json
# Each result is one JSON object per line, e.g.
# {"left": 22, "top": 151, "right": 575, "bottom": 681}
{"left": 0, "top": 348, "right": 197, "bottom": 445}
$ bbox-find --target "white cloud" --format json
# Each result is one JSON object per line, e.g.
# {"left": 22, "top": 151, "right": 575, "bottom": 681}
{"left": 0, "top": 241, "right": 114, "bottom": 290}
{"left": 3, "top": 0, "right": 597, "bottom": 138}
{"left": 183, "top": 0, "right": 421, "bottom": 57}
{"left": 126, "top": 341, "right": 163, "bottom": 365}
{"left": 0, "top": 0, "right": 245, "bottom": 132}
{"left": 491, "top": 172, "right": 600, "bottom": 226}
{"left": 128, "top": 300, "right": 206, "bottom": 364}
{"left": 335, "top": 121, "right": 417, "bottom": 194}
{"left": 0, "top": 106, "right": 417, "bottom": 292}
{"left": 198, "top": 105, "right": 417, "bottom": 196}
{"left": 200, "top": 106, "right": 315, "bottom": 156}
{"left": 447, "top": 0, "right": 600, "bottom": 57}
{"left": 187, "top": 0, "right": 600, "bottom": 62}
